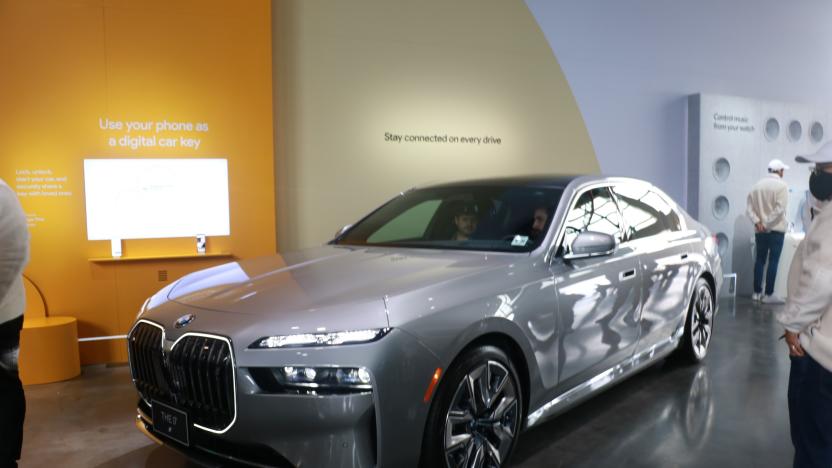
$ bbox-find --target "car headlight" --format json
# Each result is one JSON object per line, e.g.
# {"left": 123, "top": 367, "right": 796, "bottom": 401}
{"left": 280, "top": 366, "right": 372, "bottom": 389}
{"left": 249, "top": 365, "right": 374, "bottom": 394}
{"left": 249, "top": 328, "right": 391, "bottom": 349}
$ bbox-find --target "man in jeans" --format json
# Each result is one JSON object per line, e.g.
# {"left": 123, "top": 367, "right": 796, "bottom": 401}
{"left": 0, "top": 177, "right": 29, "bottom": 468}
{"left": 746, "top": 159, "right": 790, "bottom": 304}
{"left": 778, "top": 145, "right": 832, "bottom": 467}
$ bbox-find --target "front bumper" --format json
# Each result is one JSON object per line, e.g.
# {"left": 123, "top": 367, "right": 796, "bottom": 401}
{"left": 132, "top": 328, "right": 441, "bottom": 468}
{"left": 137, "top": 393, "right": 370, "bottom": 467}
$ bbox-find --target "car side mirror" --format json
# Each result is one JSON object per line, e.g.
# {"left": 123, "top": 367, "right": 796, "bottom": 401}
{"left": 334, "top": 224, "right": 352, "bottom": 239}
{"left": 563, "top": 231, "right": 617, "bottom": 260}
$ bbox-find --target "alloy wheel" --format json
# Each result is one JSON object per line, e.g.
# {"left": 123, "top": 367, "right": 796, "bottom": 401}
{"left": 443, "top": 360, "right": 519, "bottom": 468}
{"left": 690, "top": 284, "right": 713, "bottom": 360}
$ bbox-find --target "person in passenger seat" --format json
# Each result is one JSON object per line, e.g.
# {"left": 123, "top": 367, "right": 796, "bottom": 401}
{"left": 530, "top": 207, "right": 549, "bottom": 241}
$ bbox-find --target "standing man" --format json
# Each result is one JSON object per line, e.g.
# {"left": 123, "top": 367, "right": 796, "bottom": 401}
{"left": 777, "top": 144, "right": 832, "bottom": 467}
{"left": 0, "top": 177, "right": 29, "bottom": 468}
{"left": 747, "top": 159, "right": 790, "bottom": 304}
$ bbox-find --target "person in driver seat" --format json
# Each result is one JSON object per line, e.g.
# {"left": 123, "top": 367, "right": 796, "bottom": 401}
{"left": 451, "top": 202, "right": 479, "bottom": 241}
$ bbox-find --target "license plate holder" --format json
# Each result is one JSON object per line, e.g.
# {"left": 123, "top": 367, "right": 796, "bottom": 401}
{"left": 152, "top": 400, "right": 190, "bottom": 446}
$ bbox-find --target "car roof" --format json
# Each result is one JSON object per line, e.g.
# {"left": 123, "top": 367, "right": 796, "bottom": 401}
{"left": 420, "top": 174, "right": 583, "bottom": 190}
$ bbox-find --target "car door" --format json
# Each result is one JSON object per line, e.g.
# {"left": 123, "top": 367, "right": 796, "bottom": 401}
{"left": 551, "top": 186, "right": 642, "bottom": 387}
{"left": 611, "top": 183, "right": 697, "bottom": 355}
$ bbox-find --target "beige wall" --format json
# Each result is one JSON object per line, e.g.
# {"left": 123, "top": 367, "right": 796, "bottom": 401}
{"left": 272, "top": 0, "right": 599, "bottom": 251}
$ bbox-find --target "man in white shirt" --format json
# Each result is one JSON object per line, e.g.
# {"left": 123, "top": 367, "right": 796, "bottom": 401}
{"left": 0, "top": 178, "right": 29, "bottom": 468}
{"left": 777, "top": 143, "right": 832, "bottom": 468}
{"left": 746, "top": 159, "right": 790, "bottom": 304}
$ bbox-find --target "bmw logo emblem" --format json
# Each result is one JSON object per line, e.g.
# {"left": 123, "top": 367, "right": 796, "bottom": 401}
{"left": 174, "top": 314, "right": 196, "bottom": 329}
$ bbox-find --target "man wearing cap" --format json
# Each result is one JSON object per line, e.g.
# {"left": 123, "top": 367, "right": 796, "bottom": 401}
{"left": 451, "top": 202, "right": 479, "bottom": 241}
{"left": 746, "top": 159, "right": 790, "bottom": 304}
{"left": 777, "top": 143, "right": 832, "bottom": 467}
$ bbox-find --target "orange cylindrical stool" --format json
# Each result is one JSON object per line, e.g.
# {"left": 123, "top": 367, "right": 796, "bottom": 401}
{"left": 18, "top": 316, "right": 81, "bottom": 385}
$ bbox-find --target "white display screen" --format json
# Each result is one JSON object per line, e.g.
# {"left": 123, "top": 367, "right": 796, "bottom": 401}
{"left": 83, "top": 158, "right": 230, "bottom": 241}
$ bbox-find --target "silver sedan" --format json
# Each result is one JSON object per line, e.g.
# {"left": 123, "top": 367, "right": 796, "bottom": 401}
{"left": 128, "top": 175, "right": 722, "bottom": 468}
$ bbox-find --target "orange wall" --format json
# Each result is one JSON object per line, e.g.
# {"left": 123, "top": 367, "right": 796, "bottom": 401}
{"left": 0, "top": 0, "right": 276, "bottom": 364}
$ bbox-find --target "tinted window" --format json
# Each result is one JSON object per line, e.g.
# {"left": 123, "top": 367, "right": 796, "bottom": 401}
{"left": 367, "top": 200, "right": 441, "bottom": 243}
{"left": 562, "top": 187, "right": 623, "bottom": 251}
{"left": 337, "top": 185, "right": 564, "bottom": 252}
{"left": 612, "top": 184, "right": 681, "bottom": 241}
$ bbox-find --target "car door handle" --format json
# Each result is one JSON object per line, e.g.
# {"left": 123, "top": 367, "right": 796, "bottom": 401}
{"left": 680, "top": 254, "right": 689, "bottom": 260}
{"left": 619, "top": 269, "right": 636, "bottom": 281}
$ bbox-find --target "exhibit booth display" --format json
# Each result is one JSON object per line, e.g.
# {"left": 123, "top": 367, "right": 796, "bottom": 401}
{"left": 0, "top": 0, "right": 276, "bottom": 366}
{"left": 688, "top": 93, "right": 827, "bottom": 296}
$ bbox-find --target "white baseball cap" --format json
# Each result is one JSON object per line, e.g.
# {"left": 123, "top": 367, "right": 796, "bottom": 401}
{"left": 768, "top": 158, "right": 789, "bottom": 171}
{"left": 796, "top": 141, "right": 832, "bottom": 165}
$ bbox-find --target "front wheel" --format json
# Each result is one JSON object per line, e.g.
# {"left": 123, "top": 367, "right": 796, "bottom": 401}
{"left": 420, "top": 346, "right": 523, "bottom": 468}
{"left": 677, "top": 277, "right": 715, "bottom": 363}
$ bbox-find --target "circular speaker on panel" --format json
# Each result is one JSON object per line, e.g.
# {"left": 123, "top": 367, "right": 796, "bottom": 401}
{"left": 716, "top": 232, "right": 729, "bottom": 258}
{"left": 765, "top": 118, "right": 780, "bottom": 141}
{"left": 811, "top": 122, "right": 824, "bottom": 143}
{"left": 712, "top": 196, "right": 730, "bottom": 220}
{"left": 713, "top": 158, "right": 731, "bottom": 182}
{"left": 788, "top": 120, "right": 803, "bottom": 142}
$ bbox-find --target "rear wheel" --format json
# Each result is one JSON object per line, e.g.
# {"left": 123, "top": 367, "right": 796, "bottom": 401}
{"left": 421, "top": 346, "right": 523, "bottom": 468}
{"left": 678, "top": 277, "right": 715, "bottom": 363}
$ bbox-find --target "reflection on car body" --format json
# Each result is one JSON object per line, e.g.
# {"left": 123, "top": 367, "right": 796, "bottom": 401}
{"left": 127, "top": 175, "right": 722, "bottom": 468}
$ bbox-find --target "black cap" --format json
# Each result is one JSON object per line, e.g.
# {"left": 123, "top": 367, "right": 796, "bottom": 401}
{"left": 454, "top": 201, "right": 479, "bottom": 215}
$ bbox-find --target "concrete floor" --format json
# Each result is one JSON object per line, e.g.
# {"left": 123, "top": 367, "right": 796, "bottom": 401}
{"left": 19, "top": 298, "right": 793, "bottom": 467}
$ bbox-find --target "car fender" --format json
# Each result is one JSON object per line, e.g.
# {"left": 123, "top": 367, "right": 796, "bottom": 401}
{"left": 431, "top": 316, "right": 546, "bottom": 417}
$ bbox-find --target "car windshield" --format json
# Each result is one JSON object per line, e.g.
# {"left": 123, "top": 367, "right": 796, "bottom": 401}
{"left": 334, "top": 185, "right": 564, "bottom": 252}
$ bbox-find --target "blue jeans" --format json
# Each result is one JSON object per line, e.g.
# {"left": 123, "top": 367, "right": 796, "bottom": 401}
{"left": 788, "top": 354, "right": 832, "bottom": 468}
{"left": 754, "top": 231, "right": 785, "bottom": 295}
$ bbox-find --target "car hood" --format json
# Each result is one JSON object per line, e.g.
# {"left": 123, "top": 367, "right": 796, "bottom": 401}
{"left": 165, "top": 245, "right": 514, "bottom": 322}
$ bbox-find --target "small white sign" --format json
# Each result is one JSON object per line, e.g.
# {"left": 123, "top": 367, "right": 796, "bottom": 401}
{"left": 511, "top": 235, "right": 529, "bottom": 247}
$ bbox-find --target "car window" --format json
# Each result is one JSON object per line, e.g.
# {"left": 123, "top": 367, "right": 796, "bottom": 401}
{"left": 367, "top": 200, "right": 441, "bottom": 243}
{"left": 337, "top": 185, "right": 564, "bottom": 253}
{"left": 562, "top": 187, "right": 623, "bottom": 251}
{"left": 612, "top": 184, "right": 680, "bottom": 241}
{"left": 664, "top": 205, "right": 682, "bottom": 231}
